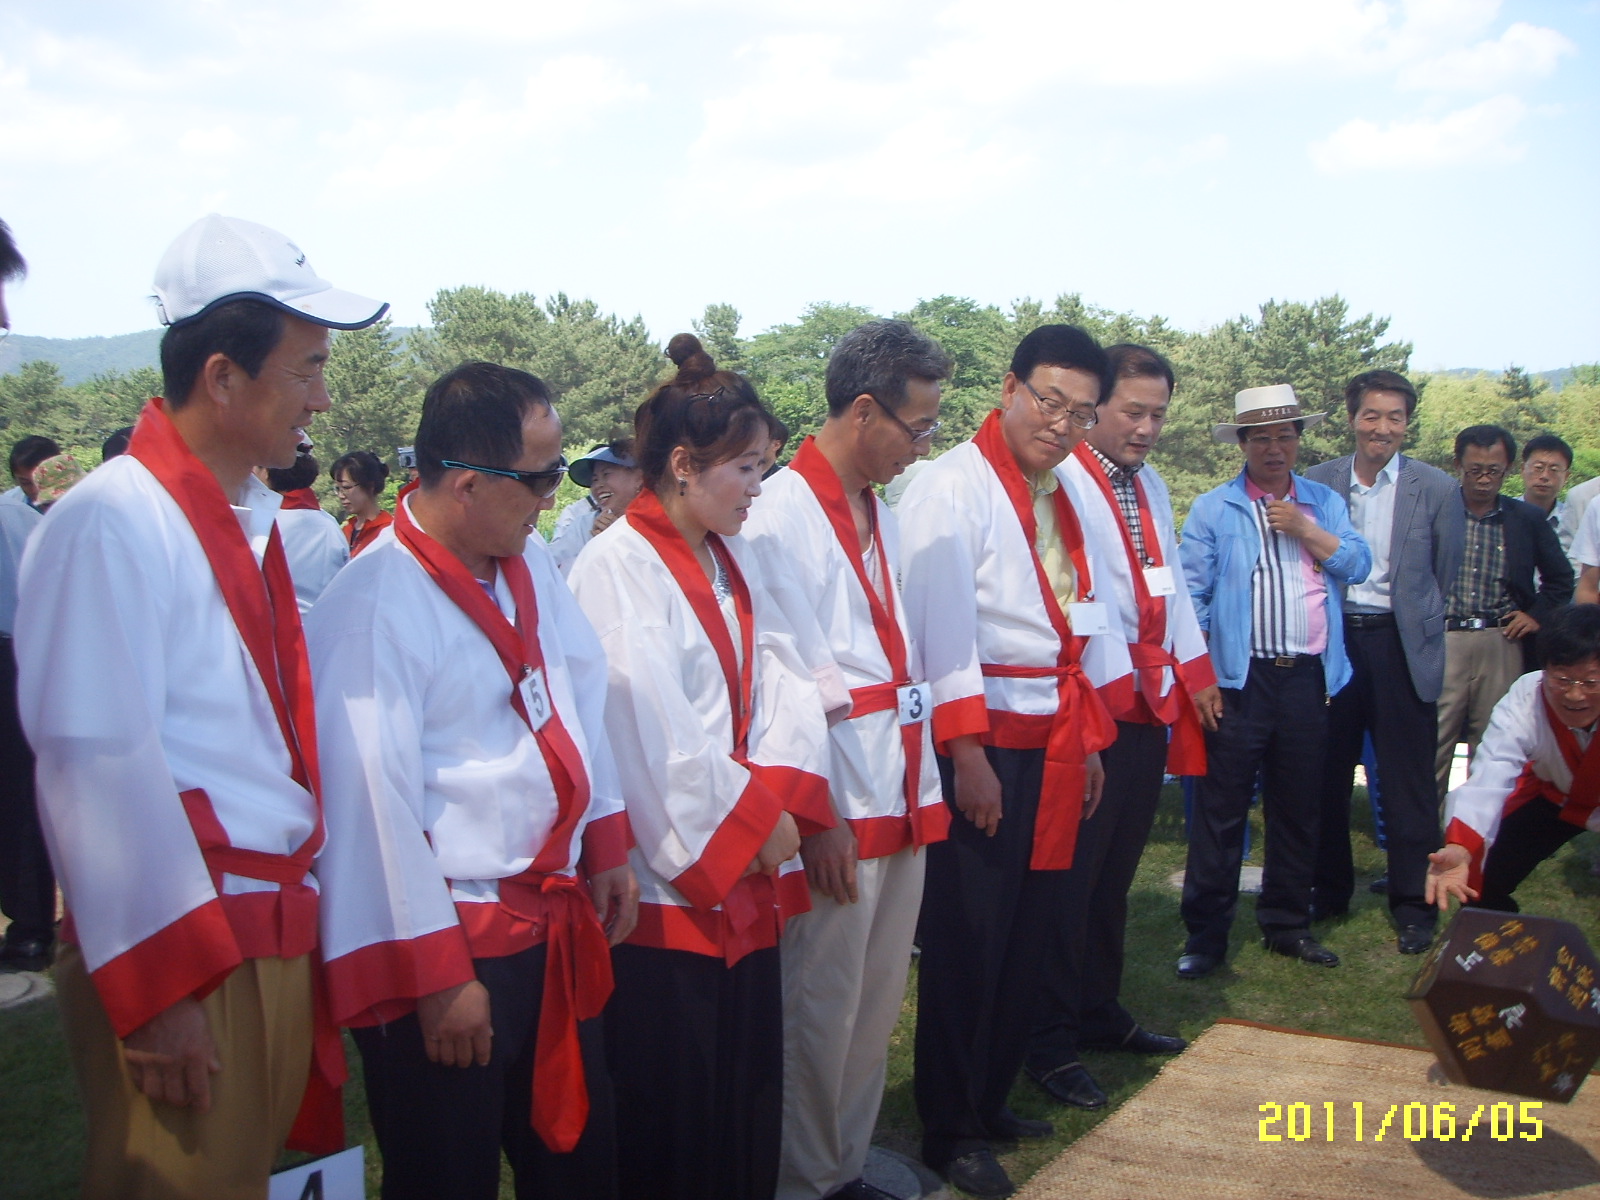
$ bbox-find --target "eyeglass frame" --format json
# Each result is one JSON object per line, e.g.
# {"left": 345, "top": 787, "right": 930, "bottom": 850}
{"left": 866, "top": 393, "right": 942, "bottom": 444}
{"left": 1545, "top": 671, "right": 1600, "bottom": 696}
{"left": 438, "top": 456, "right": 569, "bottom": 498}
{"left": 1461, "top": 463, "right": 1508, "bottom": 480}
{"left": 1021, "top": 379, "right": 1098, "bottom": 430}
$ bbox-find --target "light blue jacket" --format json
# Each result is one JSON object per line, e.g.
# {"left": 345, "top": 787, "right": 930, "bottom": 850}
{"left": 1180, "top": 470, "right": 1371, "bottom": 695}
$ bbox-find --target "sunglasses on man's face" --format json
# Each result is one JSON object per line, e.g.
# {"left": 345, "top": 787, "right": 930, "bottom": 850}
{"left": 438, "top": 457, "right": 569, "bottom": 498}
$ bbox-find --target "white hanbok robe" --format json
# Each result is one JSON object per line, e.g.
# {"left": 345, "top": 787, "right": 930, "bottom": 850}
{"left": 16, "top": 457, "right": 319, "bottom": 1037}
{"left": 1443, "top": 671, "right": 1600, "bottom": 888}
{"left": 568, "top": 499, "right": 831, "bottom": 964}
{"left": 275, "top": 505, "right": 349, "bottom": 613}
{"left": 1061, "top": 443, "right": 1215, "bottom": 769}
{"left": 306, "top": 518, "right": 628, "bottom": 1026}
{"left": 744, "top": 460, "right": 946, "bottom": 858}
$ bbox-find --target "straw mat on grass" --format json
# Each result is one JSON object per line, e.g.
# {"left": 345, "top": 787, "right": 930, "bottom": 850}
{"left": 1015, "top": 1019, "right": 1600, "bottom": 1200}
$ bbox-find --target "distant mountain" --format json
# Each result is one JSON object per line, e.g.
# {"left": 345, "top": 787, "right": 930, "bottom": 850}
{"left": 0, "top": 326, "right": 416, "bottom": 386}
{"left": 0, "top": 329, "right": 163, "bottom": 386}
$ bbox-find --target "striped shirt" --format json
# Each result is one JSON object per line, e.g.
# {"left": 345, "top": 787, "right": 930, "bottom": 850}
{"left": 1244, "top": 477, "right": 1328, "bottom": 659}
{"left": 1088, "top": 444, "right": 1150, "bottom": 564}
{"left": 1446, "top": 500, "right": 1514, "bottom": 620}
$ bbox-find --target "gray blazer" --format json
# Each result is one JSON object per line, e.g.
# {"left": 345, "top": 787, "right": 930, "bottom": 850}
{"left": 1304, "top": 453, "right": 1464, "bottom": 703}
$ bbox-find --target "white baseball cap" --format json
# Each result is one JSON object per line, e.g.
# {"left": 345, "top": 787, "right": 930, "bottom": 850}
{"left": 153, "top": 213, "right": 388, "bottom": 329}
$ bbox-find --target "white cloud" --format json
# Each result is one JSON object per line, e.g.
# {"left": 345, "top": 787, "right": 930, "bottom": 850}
{"left": 1143, "top": 133, "right": 1229, "bottom": 176}
{"left": 177, "top": 125, "right": 241, "bottom": 157}
{"left": 1308, "top": 93, "right": 1528, "bottom": 173}
{"left": 1401, "top": 21, "right": 1577, "bottom": 91}
{"left": 319, "top": 54, "right": 648, "bottom": 202}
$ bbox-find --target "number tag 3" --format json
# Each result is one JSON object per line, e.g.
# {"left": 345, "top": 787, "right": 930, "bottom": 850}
{"left": 519, "top": 666, "right": 553, "bottom": 731}
{"left": 897, "top": 682, "right": 929, "bottom": 726}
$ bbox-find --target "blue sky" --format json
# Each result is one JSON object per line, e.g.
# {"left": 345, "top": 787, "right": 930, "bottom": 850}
{"left": 2, "top": 0, "right": 1595, "bottom": 371}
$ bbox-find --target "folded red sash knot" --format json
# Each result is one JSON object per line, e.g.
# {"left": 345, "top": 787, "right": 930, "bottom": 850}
{"left": 496, "top": 871, "right": 613, "bottom": 1153}
{"left": 980, "top": 660, "right": 1115, "bottom": 869}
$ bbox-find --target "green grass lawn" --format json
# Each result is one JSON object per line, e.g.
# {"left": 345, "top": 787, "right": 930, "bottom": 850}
{"left": 4, "top": 782, "right": 1597, "bottom": 1199}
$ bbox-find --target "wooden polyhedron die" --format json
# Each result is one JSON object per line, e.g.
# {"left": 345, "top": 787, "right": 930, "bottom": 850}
{"left": 1407, "top": 908, "right": 1600, "bottom": 1102}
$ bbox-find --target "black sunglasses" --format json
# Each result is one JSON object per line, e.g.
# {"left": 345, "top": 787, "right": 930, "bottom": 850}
{"left": 439, "top": 457, "right": 569, "bottom": 498}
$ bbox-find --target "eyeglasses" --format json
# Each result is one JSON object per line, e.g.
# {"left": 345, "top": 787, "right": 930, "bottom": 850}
{"left": 1245, "top": 433, "right": 1301, "bottom": 449}
{"left": 1524, "top": 463, "right": 1568, "bottom": 477}
{"left": 867, "top": 393, "right": 942, "bottom": 444}
{"left": 1023, "top": 380, "right": 1098, "bottom": 429}
{"left": 1546, "top": 673, "right": 1600, "bottom": 696}
{"left": 1461, "top": 465, "right": 1507, "bottom": 480}
{"left": 439, "top": 457, "right": 569, "bottom": 498}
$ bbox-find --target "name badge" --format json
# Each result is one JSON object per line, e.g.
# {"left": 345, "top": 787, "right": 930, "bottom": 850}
{"left": 1143, "top": 565, "right": 1177, "bottom": 597}
{"left": 897, "top": 682, "right": 929, "bottom": 726}
{"left": 519, "top": 666, "right": 553, "bottom": 731}
{"left": 1067, "top": 601, "right": 1111, "bottom": 636}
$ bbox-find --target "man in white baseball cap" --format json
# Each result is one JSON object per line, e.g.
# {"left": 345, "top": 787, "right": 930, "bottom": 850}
{"left": 16, "top": 215, "right": 384, "bottom": 1198}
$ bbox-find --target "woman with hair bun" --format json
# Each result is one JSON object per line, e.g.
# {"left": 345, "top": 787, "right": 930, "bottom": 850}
{"left": 568, "top": 334, "right": 835, "bottom": 1200}
{"left": 331, "top": 450, "right": 392, "bottom": 556}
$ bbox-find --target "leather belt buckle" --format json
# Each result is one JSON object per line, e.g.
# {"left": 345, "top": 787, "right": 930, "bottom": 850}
{"left": 1273, "top": 655, "right": 1296, "bottom": 668}
{"left": 1466, "top": 617, "right": 1486, "bottom": 630}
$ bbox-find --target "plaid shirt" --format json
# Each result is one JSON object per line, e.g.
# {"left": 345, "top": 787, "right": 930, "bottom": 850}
{"left": 1087, "top": 445, "right": 1151, "bottom": 565}
{"left": 1446, "top": 499, "right": 1514, "bottom": 620}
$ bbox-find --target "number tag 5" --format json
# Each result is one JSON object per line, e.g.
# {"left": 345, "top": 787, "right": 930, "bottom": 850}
{"left": 519, "top": 666, "right": 553, "bottom": 731}
{"left": 897, "top": 682, "right": 928, "bottom": 726}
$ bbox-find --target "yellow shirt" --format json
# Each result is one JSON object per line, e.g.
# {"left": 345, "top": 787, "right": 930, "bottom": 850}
{"left": 1031, "top": 470, "right": 1076, "bottom": 617}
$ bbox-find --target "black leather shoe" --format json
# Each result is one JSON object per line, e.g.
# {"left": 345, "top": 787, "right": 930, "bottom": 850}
{"left": 940, "top": 1148, "right": 1015, "bottom": 1198}
{"left": 0, "top": 937, "right": 53, "bottom": 973}
{"left": 1085, "top": 1026, "right": 1187, "bottom": 1055}
{"left": 1263, "top": 932, "right": 1339, "bottom": 966}
{"left": 987, "top": 1106, "right": 1053, "bottom": 1143}
{"left": 1176, "top": 952, "right": 1221, "bottom": 978}
{"left": 1027, "top": 1062, "right": 1107, "bottom": 1109}
{"left": 1368, "top": 875, "right": 1389, "bottom": 895}
{"left": 1397, "top": 924, "right": 1435, "bottom": 954}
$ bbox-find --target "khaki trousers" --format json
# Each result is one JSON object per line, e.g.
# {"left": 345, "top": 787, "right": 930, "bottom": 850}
{"left": 56, "top": 944, "right": 314, "bottom": 1200}
{"left": 1435, "top": 627, "right": 1525, "bottom": 801}
{"left": 776, "top": 846, "right": 925, "bottom": 1200}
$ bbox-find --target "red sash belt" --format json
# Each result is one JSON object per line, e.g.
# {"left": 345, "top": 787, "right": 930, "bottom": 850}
{"left": 981, "top": 661, "right": 1116, "bottom": 869}
{"left": 1126, "top": 642, "right": 1206, "bottom": 774}
{"left": 846, "top": 682, "right": 941, "bottom": 852}
{"left": 498, "top": 871, "right": 611, "bottom": 1154}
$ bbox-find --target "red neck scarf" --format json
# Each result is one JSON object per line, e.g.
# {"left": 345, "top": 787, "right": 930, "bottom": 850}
{"left": 788, "top": 437, "right": 931, "bottom": 844}
{"left": 1541, "top": 690, "right": 1600, "bottom": 829}
{"left": 345, "top": 509, "right": 392, "bottom": 556}
{"left": 128, "top": 400, "right": 323, "bottom": 813}
{"left": 1072, "top": 442, "right": 1204, "bottom": 773}
{"left": 279, "top": 488, "right": 323, "bottom": 512}
{"left": 626, "top": 489, "right": 756, "bottom": 757}
{"left": 392, "top": 497, "right": 609, "bottom": 1154}
{"left": 974, "top": 410, "right": 1115, "bottom": 869}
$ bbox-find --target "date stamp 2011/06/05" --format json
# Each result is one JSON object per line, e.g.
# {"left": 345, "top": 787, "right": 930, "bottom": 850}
{"left": 1258, "top": 1101, "right": 1543, "bottom": 1143}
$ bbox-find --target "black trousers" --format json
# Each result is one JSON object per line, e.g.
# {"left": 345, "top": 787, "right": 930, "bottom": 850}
{"left": 1182, "top": 657, "right": 1326, "bottom": 959}
{"left": 915, "top": 746, "right": 1066, "bottom": 1166}
{"left": 1312, "top": 622, "right": 1440, "bottom": 929}
{"left": 606, "top": 942, "right": 782, "bottom": 1200}
{"left": 352, "top": 943, "right": 617, "bottom": 1200}
{"left": 1475, "top": 797, "right": 1584, "bottom": 912}
{"left": 0, "top": 638, "right": 53, "bottom": 947}
{"left": 1028, "top": 720, "right": 1167, "bottom": 1073}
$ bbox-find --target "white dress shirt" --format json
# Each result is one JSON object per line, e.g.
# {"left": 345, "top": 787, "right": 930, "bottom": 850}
{"left": 1344, "top": 452, "right": 1402, "bottom": 613}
